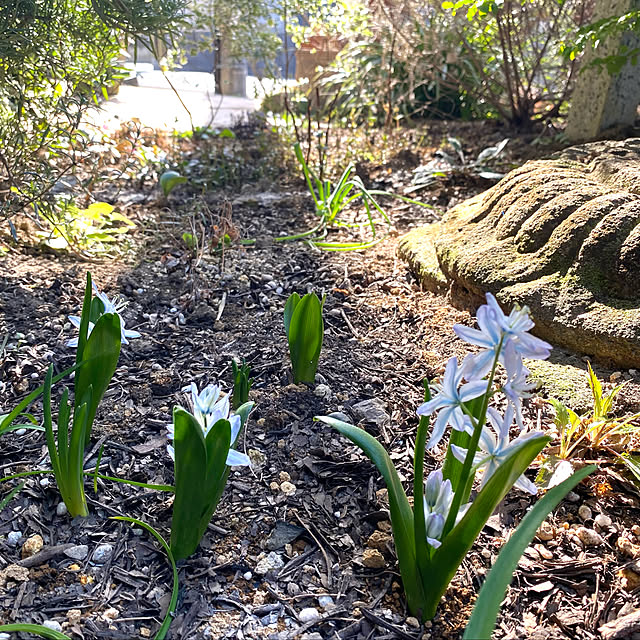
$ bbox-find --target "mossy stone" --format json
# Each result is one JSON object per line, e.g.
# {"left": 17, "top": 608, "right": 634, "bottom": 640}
{"left": 399, "top": 139, "right": 640, "bottom": 367}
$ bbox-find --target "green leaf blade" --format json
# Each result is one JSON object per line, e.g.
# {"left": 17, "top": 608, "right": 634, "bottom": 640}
{"left": 463, "top": 464, "right": 596, "bottom": 639}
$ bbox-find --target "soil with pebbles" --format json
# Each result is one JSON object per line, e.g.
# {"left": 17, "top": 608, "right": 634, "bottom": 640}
{"left": 1, "top": 120, "right": 640, "bottom": 640}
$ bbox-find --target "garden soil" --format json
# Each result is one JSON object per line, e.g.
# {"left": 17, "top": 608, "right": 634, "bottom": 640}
{"left": 1, "top": 120, "right": 640, "bottom": 640}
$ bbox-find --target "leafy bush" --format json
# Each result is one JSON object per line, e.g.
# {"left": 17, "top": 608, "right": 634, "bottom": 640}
{"left": 0, "top": 0, "right": 185, "bottom": 224}
{"left": 319, "top": 0, "right": 593, "bottom": 128}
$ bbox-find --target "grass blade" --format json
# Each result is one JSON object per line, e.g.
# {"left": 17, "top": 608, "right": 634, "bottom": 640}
{"left": 0, "top": 480, "right": 26, "bottom": 510}
{"left": 0, "top": 624, "right": 71, "bottom": 639}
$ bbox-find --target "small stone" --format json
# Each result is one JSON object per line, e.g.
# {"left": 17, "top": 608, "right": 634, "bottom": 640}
{"left": 535, "top": 544, "right": 553, "bottom": 560}
{"left": 243, "top": 571, "right": 253, "bottom": 580}
{"left": 0, "top": 633, "right": 11, "bottom": 640}
{"left": 141, "top": 629, "right": 151, "bottom": 638}
{"left": 313, "top": 384, "right": 331, "bottom": 399}
{"left": 566, "top": 491, "right": 580, "bottom": 503}
{"left": 576, "top": 526, "right": 604, "bottom": 546}
{"left": 39, "top": 478, "right": 50, "bottom": 488}
{"left": 578, "top": 505, "right": 592, "bottom": 521}
{"left": 66, "top": 610, "right": 82, "bottom": 624}
{"left": 618, "top": 563, "right": 640, "bottom": 591}
{"left": 299, "top": 607, "right": 320, "bottom": 624}
{"left": 92, "top": 543, "right": 114, "bottom": 564}
{"left": 367, "top": 530, "right": 392, "bottom": 551}
{"left": 536, "top": 521, "right": 555, "bottom": 541}
{"left": 279, "top": 471, "right": 291, "bottom": 483}
{"left": 617, "top": 536, "right": 640, "bottom": 558}
{"left": 327, "top": 411, "right": 351, "bottom": 423}
{"left": 0, "top": 564, "right": 30, "bottom": 587}
{"left": 64, "top": 545, "right": 89, "bottom": 561}
{"left": 102, "top": 607, "right": 119, "bottom": 621}
{"left": 595, "top": 514, "right": 613, "bottom": 529}
{"left": 280, "top": 481, "right": 297, "bottom": 496}
{"left": 255, "top": 551, "right": 285, "bottom": 576}
{"left": 7, "top": 531, "right": 22, "bottom": 547}
{"left": 21, "top": 534, "right": 44, "bottom": 558}
{"left": 318, "top": 595, "right": 334, "bottom": 609}
{"left": 269, "top": 481, "right": 280, "bottom": 492}
{"left": 42, "top": 621, "right": 63, "bottom": 632}
{"left": 406, "top": 616, "right": 420, "bottom": 628}
{"left": 610, "top": 371, "right": 623, "bottom": 383}
{"left": 632, "top": 525, "right": 640, "bottom": 537}
{"left": 352, "top": 399, "right": 390, "bottom": 426}
{"left": 56, "top": 502, "right": 68, "bottom": 516}
{"left": 362, "top": 548, "right": 386, "bottom": 569}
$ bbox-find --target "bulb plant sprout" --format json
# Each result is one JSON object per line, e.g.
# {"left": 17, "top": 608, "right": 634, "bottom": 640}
{"left": 231, "top": 358, "right": 253, "bottom": 410}
{"left": 284, "top": 292, "right": 324, "bottom": 384}
{"left": 43, "top": 273, "right": 125, "bottom": 517}
{"left": 317, "top": 293, "right": 589, "bottom": 621}
{"left": 167, "top": 382, "right": 253, "bottom": 561}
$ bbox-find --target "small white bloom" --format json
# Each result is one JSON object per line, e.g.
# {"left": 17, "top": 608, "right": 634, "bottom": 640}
{"left": 454, "top": 293, "right": 551, "bottom": 379}
{"left": 66, "top": 284, "right": 141, "bottom": 347}
{"left": 167, "top": 383, "right": 250, "bottom": 467}
{"left": 451, "top": 406, "right": 541, "bottom": 494}
{"left": 423, "top": 469, "right": 470, "bottom": 547}
{"left": 501, "top": 342, "right": 536, "bottom": 430}
{"left": 417, "top": 357, "right": 486, "bottom": 449}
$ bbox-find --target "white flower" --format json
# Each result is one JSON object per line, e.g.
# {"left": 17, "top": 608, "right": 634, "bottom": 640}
{"left": 167, "top": 383, "right": 250, "bottom": 467}
{"left": 454, "top": 293, "right": 551, "bottom": 379}
{"left": 501, "top": 342, "right": 536, "bottom": 430}
{"left": 66, "top": 284, "right": 141, "bottom": 347}
{"left": 417, "top": 357, "right": 487, "bottom": 449}
{"left": 423, "top": 469, "right": 470, "bottom": 547}
{"left": 451, "top": 406, "right": 541, "bottom": 494}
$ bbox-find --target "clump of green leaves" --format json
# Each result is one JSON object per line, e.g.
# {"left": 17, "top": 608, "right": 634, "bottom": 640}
{"left": 284, "top": 292, "right": 324, "bottom": 384}
{"left": 160, "top": 170, "right": 188, "bottom": 197}
{"left": 43, "top": 273, "right": 122, "bottom": 516}
{"left": 275, "top": 143, "right": 427, "bottom": 251}
{"left": 549, "top": 362, "right": 640, "bottom": 458}
{"left": 40, "top": 201, "right": 135, "bottom": 253}
{"left": 168, "top": 386, "right": 253, "bottom": 561}
{"left": 542, "top": 362, "right": 640, "bottom": 484}
{"left": 231, "top": 359, "right": 253, "bottom": 409}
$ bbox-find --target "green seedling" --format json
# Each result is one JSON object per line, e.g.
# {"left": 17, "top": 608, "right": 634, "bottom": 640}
{"left": 160, "top": 170, "right": 187, "bottom": 197}
{"left": 231, "top": 359, "right": 253, "bottom": 409}
{"left": 284, "top": 292, "right": 324, "bottom": 384}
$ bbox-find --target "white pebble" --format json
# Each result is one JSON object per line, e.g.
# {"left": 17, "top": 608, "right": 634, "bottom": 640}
{"left": 299, "top": 607, "right": 320, "bottom": 623}
{"left": 56, "top": 502, "right": 68, "bottom": 516}
{"left": 92, "top": 543, "right": 114, "bottom": 564}
{"left": 65, "top": 545, "right": 89, "bottom": 561}
{"left": 318, "top": 595, "right": 334, "bottom": 609}
{"left": 595, "top": 514, "right": 612, "bottom": 529}
{"left": 42, "top": 621, "right": 63, "bottom": 632}
{"left": 243, "top": 571, "right": 253, "bottom": 580}
{"left": 39, "top": 478, "right": 50, "bottom": 488}
{"left": 7, "top": 531, "right": 22, "bottom": 547}
{"left": 578, "top": 505, "right": 592, "bottom": 521}
{"left": 14, "top": 429, "right": 26, "bottom": 436}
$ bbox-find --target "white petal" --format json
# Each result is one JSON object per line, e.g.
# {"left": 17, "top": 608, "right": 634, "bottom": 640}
{"left": 514, "top": 474, "right": 538, "bottom": 494}
{"left": 226, "top": 449, "right": 251, "bottom": 466}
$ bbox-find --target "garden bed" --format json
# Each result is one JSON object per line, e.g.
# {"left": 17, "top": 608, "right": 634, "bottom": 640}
{"left": 1, "top": 121, "right": 640, "bottom": 640}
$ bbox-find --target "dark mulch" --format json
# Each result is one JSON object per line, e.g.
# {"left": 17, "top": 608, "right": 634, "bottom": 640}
{"left": 1, "top": 119, "right": 639, "bottom": 640}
